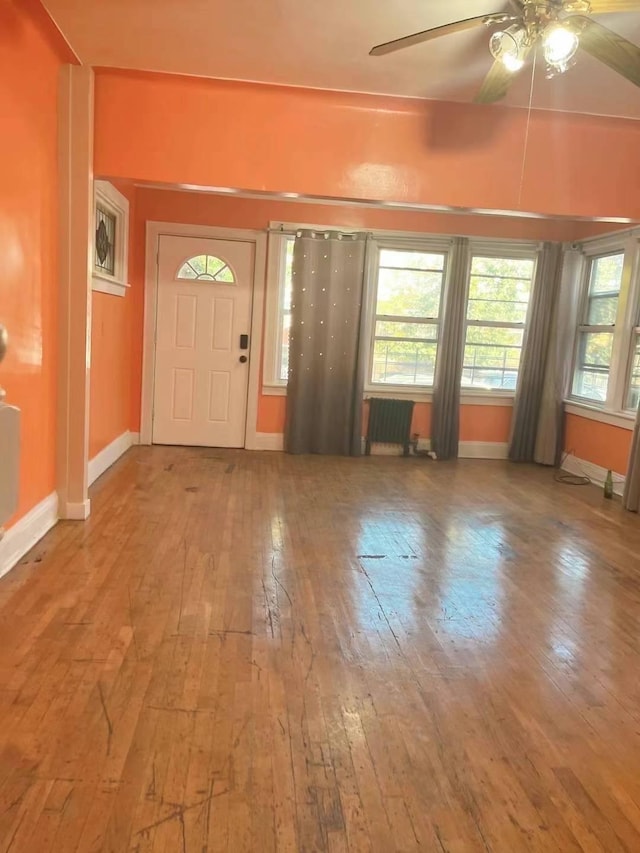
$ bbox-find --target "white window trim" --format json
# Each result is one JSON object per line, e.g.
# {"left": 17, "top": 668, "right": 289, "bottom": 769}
{"left": 364, "top": 235, "right": 452, "bottom": 395}
{"left": 567, "top": 231, "right": 640, "bottom": 414}
{"left": 461, "top": 242, "right": 539, "bottom": 394}
{"left": 263, "top": 231, "right": 293, "bottom": 388}
{"left": 92, "top": 180, "right": 130, "bottom": 297}
{"left": 563, "top": 400, "right": 635, "bottom": 431}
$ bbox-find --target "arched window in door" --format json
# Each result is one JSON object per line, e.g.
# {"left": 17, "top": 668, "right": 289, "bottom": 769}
{"left": 176, "top": 255, "right": 235, "bottom": 283}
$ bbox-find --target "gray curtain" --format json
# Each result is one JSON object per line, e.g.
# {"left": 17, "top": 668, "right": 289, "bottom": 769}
{"left": 623, "top": 408, "right": 640, "bottom": 511}
{"left": 533, "top": 247, "right": 583, "bottom": 466}
{"left": 431, "top": 237, "right": 470, "bottom": 460}
{"left": 509, "top": 243, "right": 564, "bottom": 462}
{"left": 285, "top": 230, "right": 368, "bottom": 455}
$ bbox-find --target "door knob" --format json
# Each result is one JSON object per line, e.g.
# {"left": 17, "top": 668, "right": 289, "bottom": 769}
{"left": 239, "top": 355, "right": 248, "bottom": 363}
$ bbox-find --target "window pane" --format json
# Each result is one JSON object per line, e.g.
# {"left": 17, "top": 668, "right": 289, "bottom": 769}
{"left": 275, "top": 239, "right": 295, "bottom": 382}
{"left": 279, "top": 312, "right": 291, "bottom": 381}
{"left": 572, "top": 331, "right": 613, "bottom": 401}
{"left": 463, "top": 325, "right": 524, "bottom": 391}
{"left": 470, "top": 256, "right": 536, "bottom": 280}
{"left": 467, "top": 292, "right": 529, "bottom": 323}
{"left": 580, "top": 331, "right": 614, "bottom": 367}
{"left": 283, "top": 239, "right": 294, "bottom": 311}
{"left": 371, "top": 248, "right": 447, "bottom": 386}
{"left": 379, "top": 249, "right": 445, "bottom": 271}
{"left": 461, "top": 367, "right": 519, "bottom": 391}
{"left": 177, "top": 254, "right": 235, "bottom": 282}
{"left": 375, "top": 321, "right": 438, "bottom": 341}
{"left": 95, "top": 205, "right": 116, "bottom": 276}
{"left": 467, "top": 256, "right": 535, "bottom": 324}
{"left": 465, "top": 326, "right": 524, "bottom": 348}
{"left": 573, "top": 369, "right": 609, "bottom": 402}
{"left": 463, "top": 256, "right": 535, "bottom": 390}
{"left": 626, "top": 334, "right": 640, "bottom": 411}
{"left": 587, "top": 295, "right": 618, "bottom": 325}
{"left": 376, "top": 269, "right": 443, "bottom": 318}
{"left": 372, "top": 340, "right": 437, "bottom": 386}
{"left": 589, "top": 253, "right": 624, "bottom": 295}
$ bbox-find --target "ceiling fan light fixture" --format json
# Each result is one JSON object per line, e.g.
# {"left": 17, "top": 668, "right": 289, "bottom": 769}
{"left": 489, "top": 25, "right": 528, "bottom": 72}
{"left": 543, "top": 23, "right": 580, "bottom": 72}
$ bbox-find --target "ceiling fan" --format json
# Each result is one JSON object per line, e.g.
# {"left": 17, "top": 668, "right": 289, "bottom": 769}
{"left": 370, "top": 0, "right": 640, "bottom": 103}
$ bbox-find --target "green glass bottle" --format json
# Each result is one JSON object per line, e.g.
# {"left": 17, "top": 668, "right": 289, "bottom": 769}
{"left": 604, "top": 470, "right": 614, "bottom": 500}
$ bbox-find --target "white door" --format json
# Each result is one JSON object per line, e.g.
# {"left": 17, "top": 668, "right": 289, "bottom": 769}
{"left": 152, "top": 235, "right": 254, "bottom": 447}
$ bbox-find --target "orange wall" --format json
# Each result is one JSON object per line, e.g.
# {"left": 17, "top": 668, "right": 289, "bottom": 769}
{"left": 89, "top": 181, "right": 137, "bottom": 459}
{"left": 564, "top": 413, "right": 632, "bottom": 475}
{"left": 94, "top": 69, "right": 640, "bottom": 220}
{"left": 0, "top": 1, "right": 73, "bottom": 525}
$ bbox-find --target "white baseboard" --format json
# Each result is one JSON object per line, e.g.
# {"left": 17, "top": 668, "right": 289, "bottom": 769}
{"left": 458, "top": 441, "right": 509, "bottom": 460}
{"left": 562, "top": 454, "right": 625, "bottom": 496}
{"left": 253, "top": 433, "right": 284, "bottom": 451}
{"left": 89, "top": 430, "right": 139, "bottom": 485}
{"left": 0, "top": 492, "right": 58, "bottom": 581}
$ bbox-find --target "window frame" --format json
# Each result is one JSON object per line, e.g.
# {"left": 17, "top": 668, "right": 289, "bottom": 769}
{"left": 263, "top": 231, "right": 295, "bottom": 391}
{"left": 462, "top": 241, "right": 539, "bottom": 395}
{"left": 365, "top": 237, "right": 452, "bottom": 394}
{"left": 91, "top": 180, "right": 130, "bottom": 298}
{"left": 568, "top": 232, "right": 639, "bottom": 414}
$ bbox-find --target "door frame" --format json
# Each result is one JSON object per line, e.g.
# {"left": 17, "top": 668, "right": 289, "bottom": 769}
{"left": 141, "top": 222, "right": 267, "bottom": 449}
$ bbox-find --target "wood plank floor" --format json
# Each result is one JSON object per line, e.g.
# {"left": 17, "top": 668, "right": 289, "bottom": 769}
{"left": 2, "top": 448, "right": 640, "bottom": 851}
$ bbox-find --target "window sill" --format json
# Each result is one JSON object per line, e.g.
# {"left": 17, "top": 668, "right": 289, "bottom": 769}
{"left": 92, "top": 276, "right": 130, "bottom": 298}
{"left": 262, "top": 384, "right": 287, "bottom": 397}
{"left": 460, "top": 390, "right": 514, "bottom": 407}
{"left": 365, "top": 387, "right": 432, "bottom": 402}
{"left": 564, "top": 400, "right": 635, "bottom": 431}
{"left": 263, "top": 383, "right": 513, "bottom": 407}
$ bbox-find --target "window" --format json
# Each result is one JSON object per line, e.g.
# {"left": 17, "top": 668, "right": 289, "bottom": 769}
{"left": 92, "top": 180, "right": 130, "bottom": 297}
{"left": 95, "top": 205, "right": 116, "bottom": 276}
{"left": 572, "top": 252, "right": 624, "bottom": 403}
{"left": 370, "top": 248, "right": 447, "bottom": 387}
{"left": 626, "top": 336, "right": 640, "bottom": 411}
{"left": 177, "top": 254, "right": 235, "bottom": 282}
{"left": 278, "top": 239, "right": 294, "bottom": 381}
{"left": 463, "top": 255, "right": 536, "bottom": 391}
{"left": 263, "top": 225, "right": 540, "bottom": 398}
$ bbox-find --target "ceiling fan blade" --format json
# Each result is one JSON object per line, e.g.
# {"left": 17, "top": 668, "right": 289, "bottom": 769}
{"left": 369, "top": 13, "right": 514, "bottom": 56}
{"left": 573, "top": 17, "right": 640, "bottom": 87}
{"left": 474, "top": 49, "right": 531, "bottom": 104}
{"left": 586, "top": 0, "right": 640, "bottom": 12}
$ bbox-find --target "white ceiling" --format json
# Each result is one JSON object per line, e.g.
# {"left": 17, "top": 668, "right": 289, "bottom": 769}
{"left": 44, "top": 0, "right": 640, "bottom": 118}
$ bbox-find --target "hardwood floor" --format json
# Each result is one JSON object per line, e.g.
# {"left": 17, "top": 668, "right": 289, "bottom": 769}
{"left": 1, "top": 447, "right": 640, "bottom": 851}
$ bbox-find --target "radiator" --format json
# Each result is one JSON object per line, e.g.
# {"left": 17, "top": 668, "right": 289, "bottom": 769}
{"left": 365, "top": 398, "right": 414, "bottom": 456}
{"left": 0, "top": 402, "right": 20, "bottom": 528}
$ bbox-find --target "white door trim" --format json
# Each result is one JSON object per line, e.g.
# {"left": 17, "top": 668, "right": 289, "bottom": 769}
{"left": 141, "top": 222, "right": 267, "bottom": 448}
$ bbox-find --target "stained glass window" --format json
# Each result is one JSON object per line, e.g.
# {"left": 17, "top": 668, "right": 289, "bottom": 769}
{"left": 177, "top": 255, "right": 235, "bottom": 283}
{"left": 94, "top": 205, "right": 116, "bottom": 276}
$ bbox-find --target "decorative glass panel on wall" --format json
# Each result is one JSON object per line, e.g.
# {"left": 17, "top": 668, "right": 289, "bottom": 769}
{"left": 94, "top": 204, "right": 116, "bottom": 276}
{"left": 177, "top": 255, "right": 235, "bottom": 282}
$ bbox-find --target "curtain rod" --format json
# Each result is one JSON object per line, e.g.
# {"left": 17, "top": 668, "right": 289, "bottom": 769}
{"left": 266, "top": 227, "right": 372, "bottom": 237}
